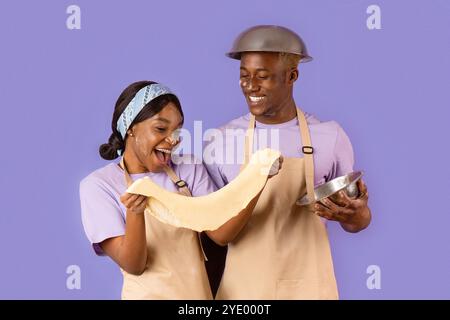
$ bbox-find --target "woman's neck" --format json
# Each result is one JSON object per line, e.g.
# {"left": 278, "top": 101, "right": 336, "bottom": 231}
{"left": 121, "top": 150, "right": 148, "bottom": 174}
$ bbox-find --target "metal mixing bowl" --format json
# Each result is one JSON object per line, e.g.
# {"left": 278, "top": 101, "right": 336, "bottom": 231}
{"left": 296, "top": 171, "right": 363, "bottom": 206}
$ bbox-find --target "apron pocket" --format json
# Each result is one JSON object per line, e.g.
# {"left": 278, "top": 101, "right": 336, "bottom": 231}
{"left": 276, "top": 279, "right": 320, "bottom": 300}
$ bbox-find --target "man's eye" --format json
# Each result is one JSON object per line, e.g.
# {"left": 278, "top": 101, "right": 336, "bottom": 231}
{"left": 258, "top": 75, "right": 269, "bottom": 79}
{"left": 240, "top": 74, "right": 249, "bottom": 78}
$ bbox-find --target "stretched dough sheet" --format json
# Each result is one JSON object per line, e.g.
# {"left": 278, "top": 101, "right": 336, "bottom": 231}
{"left": 126, "top": 148, "right": 281, "bottom": 231}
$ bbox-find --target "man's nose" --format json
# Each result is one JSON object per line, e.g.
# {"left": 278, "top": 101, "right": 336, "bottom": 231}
{"left": 245, "top": 77, "right": 260, "bottom": 92}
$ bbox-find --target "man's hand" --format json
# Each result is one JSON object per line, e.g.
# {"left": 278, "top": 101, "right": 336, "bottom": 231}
{"left": 314, "top": 179, "right": 371, "bottom": 233}
{"left": 268, "top": 155, "right": 284, "bottom": 178}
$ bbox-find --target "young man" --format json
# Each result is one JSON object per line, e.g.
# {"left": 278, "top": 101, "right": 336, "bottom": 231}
{"left": 203, "top": 25, "right": 371, "bottom": 299}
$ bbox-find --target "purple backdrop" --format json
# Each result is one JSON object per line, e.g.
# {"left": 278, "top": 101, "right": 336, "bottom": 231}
{"left": 1, "top": 0, "right": 449, "bottom": 299}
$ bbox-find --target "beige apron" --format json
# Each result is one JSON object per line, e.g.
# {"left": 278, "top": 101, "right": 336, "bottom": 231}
{"left": 216, "top": 108, "right": 339, "bottom": 300}
{"left": 119, "top": 160, "right": 213, "bottom": 300}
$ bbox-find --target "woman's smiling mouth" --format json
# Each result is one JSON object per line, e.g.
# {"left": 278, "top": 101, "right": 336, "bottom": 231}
{"left": 154, "top": 148, "right": 172, "bottom": 164}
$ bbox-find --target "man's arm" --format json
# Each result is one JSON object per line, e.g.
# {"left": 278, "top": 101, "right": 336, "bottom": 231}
{"left": 206, "top": 156, "right": 283, "bottom": 245}
{"left": 205, "top": 190, "right": 263, "bottom": 246}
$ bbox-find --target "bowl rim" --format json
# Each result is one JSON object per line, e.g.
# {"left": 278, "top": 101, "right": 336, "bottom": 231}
{"left": 296, "top": 171, "right": 364, "bottom": 206}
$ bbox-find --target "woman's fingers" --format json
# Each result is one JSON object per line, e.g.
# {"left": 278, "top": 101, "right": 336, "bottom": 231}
{"left": 134, "top": 195, "right": 148, "bottom": 208}
{"left": 120, "top": 193, "right": 139, "bottom": 206}
{"left": 120, "top": 193, "right": 148, "bottom": 213}
{"left": 128, "top": 195, "right": 148, "bottom": 213}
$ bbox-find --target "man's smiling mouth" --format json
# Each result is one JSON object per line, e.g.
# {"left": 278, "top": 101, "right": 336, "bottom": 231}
{"left": 248, "top": 95, "right": 266, "bottom": 103}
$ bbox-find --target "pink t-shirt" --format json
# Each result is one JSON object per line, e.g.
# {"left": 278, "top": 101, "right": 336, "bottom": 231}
{"left": 79, "top": 156, "right": 216, "bottom": 255}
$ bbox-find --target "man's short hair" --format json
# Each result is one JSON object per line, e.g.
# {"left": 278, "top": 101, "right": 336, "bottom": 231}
{"left": 279, "top": 52, "right": 301, "bottom": 69}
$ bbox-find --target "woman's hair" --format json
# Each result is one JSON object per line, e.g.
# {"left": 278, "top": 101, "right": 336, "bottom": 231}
{"left": 99, "top": 80, "right": 183, "bottom": 160}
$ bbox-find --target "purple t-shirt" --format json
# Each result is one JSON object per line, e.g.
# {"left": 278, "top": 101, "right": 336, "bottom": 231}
{"left": 204, "top": 112, "right": 354, "bottom": 189}
{"left": 79, "top": 155, "right": 216, "bottom": 255}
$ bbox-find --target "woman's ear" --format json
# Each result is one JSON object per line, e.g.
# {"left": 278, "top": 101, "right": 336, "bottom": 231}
{"left": 127, "top": 128, "right": 134, "bottom": 137}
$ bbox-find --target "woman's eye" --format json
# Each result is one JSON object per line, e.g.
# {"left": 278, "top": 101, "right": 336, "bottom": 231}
{"left": 258, "top": 75, "right": 269, "bottom": 80}
{"left": 156, "top": 127, "right": 167, "bottom": 132}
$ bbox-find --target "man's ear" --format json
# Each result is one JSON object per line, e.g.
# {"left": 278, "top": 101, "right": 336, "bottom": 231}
{"left": 288, "top": 68, "right": 299, "bottom": 84}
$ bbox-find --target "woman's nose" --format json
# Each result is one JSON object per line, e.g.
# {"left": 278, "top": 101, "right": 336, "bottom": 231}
{"left": 165, "top": 131, "right": 180, "bottom": 145}
{"left": 165, "top": 136, "right": 176, "bottom": 145}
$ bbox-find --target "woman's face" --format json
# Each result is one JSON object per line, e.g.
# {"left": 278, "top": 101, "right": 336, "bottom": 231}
{"left": 126, "top": 102, "right": 183, "bottom": 172}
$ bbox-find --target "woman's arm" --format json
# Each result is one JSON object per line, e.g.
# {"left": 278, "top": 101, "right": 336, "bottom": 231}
{"left": 100, "top": 193, "right": 148, "bottom": 275}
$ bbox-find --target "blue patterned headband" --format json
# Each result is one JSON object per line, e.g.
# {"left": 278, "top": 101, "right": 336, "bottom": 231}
{"left": 116, "top": 83, "right": 173, "bottom": 141}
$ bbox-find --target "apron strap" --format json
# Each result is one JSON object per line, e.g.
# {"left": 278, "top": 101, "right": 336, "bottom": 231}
{"left": 162, "top": 165, "right": 192, "bottom": 197}
{"left": 242, "top": 114, "right": 256, "bottom": 167}
{"left": 120, "top": 157, "right": 207, "bottom": 260}
{"left": 120, "top": 157, "right": 133, "bottom": 187}
{"left": 161, "top": 166, "right": 207, "bottom": 261}
{"left": 243, "top": 108, "right": 315, "bottom": 203}
{"left": 296, "top": 108, "right": 315, "bottom": 204}
{"left": 120, "top": 158, "right": 192, "bottom": 196}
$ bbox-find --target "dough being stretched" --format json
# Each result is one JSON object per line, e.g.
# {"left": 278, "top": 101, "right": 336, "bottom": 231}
{"left": 126, "top": 148, "right": 281, "bottom": 231}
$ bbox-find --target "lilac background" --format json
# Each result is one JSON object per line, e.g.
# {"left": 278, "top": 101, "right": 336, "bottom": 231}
{"left": 0, "top": 0, "right": 449, "bottom": 299}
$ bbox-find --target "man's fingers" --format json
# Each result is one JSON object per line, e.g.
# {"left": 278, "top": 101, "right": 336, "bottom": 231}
{"left": 320, "top": 197, "right": 339, "bottom": 211}
{"left": 340, "top": 190, "right": 352, "bottom": 203}
{"left": 319, "top": 197, "right": 354, "bottom": 217}
{"left": 315, "top": 203, "right": 335, "bottom": 219}
{"left": 268, "top": 157, "right": 282, "bottom": 177}
{"left": 358, "top": 179, "right": 368, "bottom": 196}
{"left": 278, "top": 156, "right": 284, "bottom": 169}
{"left": 329, "top": 191, "right": 352, "bottom": 208}
{"left": 315, "top": 205, "right": 332, "bottom": 220}
{"left": 315, "top": 203, "right": 344, "bottom": 222}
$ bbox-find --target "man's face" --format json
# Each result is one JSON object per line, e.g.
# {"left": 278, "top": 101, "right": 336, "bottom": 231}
{"left": 239, "top": 52, "right": 294, "bottom": 118}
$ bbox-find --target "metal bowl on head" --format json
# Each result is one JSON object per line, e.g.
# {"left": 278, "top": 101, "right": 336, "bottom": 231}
{"left": 296, "top": 171, "right": 363, "bottom": 206}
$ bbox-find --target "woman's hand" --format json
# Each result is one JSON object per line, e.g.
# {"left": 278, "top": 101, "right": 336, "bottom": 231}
{"left": 120, "top": 193, "right": 148, "bottom": 214}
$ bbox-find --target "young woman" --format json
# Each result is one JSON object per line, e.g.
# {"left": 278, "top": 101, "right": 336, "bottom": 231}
{"left": 79, "top": 81, "right": 268, "bottom": 299}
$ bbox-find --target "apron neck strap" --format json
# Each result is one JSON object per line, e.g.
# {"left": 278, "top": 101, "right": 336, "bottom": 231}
{"left": 120, "top": 157, "right": 133, "bottom": 187}
{"left": 243, "top": 114, "right": 256, "bottom": 166}
{"left": 244, "top": 107, "right": 315, "bottom": 203}
{"left": 161, "top": 165, "right": 192, "bottom": 197}
{"left": 120, "top": 157, "right": 192, "bottom": 197}
{"left": 296, "top": 108, "right": 315, "bottom": 204}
